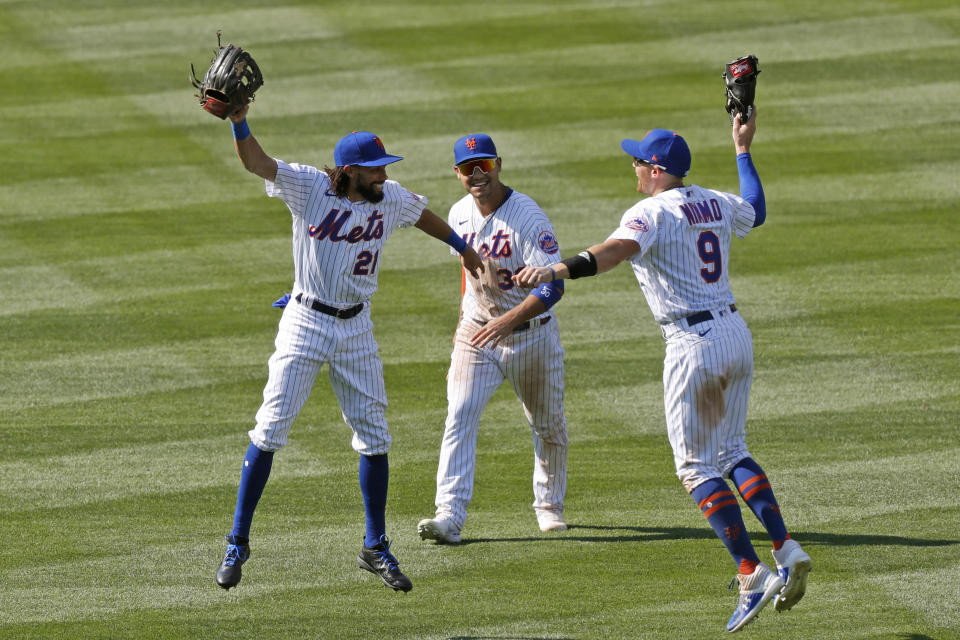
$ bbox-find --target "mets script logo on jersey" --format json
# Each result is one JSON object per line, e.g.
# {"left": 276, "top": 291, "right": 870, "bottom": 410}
{"left": 679, "top": 199, "right": 724, "bottom": 225}
{"left": 625, "top": 218, "right": 649, "bottom": 232}
{"left": 537, "top": 230, "right": 559, "bottom": 254}
{"left": 463, "top": 229, "right": 511, "bottom": 258}
{"left": 465, "top": 137, "right": 478, "bottom": 150}
{"left": 309, "top": 208, "right": 384, "bottom": 243}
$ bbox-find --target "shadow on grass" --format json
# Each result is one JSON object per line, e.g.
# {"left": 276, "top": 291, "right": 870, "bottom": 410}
{"left": 456, "top": 524, "right": 960, "bottom": 548}
{"left": 448, "top": 637, "right": 574, "bottom": 640}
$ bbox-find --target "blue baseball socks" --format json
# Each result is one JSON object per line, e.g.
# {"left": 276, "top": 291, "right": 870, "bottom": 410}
{"left": 359, "top": 454, "right": 389, "bottom": 548}
{"left": 230, "top": 442, "right": 275, "bottom": 543}
{"left": 730, "top": 457, "right": 790, "bottom": 550}
{"left": 691, "top": 477, "right": 760, "bottom": 573}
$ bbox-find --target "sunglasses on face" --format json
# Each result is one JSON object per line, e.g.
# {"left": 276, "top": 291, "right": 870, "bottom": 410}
{"left": 633, "top": 157, "right": 667, "bottom": 171}
{"left": 456, "top": 158, "right": 497, "bottom": 175}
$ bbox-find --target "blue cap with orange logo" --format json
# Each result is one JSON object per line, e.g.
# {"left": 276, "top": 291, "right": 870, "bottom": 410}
{"left": 334, "top": 131, "right": 403, "bottom": 167}
{"left": 621, "top": 129, "right": 691, "bottom": 177}
{"left": 454, "top": 134, "right": 498, "bottom": 164}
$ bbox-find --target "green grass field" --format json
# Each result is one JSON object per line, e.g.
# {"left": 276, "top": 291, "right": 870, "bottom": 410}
{"left": 2, "top": 1, "right": 959, "bottom": 638}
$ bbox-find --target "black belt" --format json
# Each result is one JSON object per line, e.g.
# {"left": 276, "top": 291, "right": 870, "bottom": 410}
{"left": 514, "top": 316, "right": 551, "bottom": 332}
{"left": 684, "top": 305, "right": 737, "bottom": 327}
{"left": 295, "top": 293, "right": 364, "bottom": 319}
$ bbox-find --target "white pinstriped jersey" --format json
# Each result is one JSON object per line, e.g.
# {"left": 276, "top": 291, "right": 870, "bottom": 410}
{"left": 448, "top": 188, "right": 562, "bottom": 324}
{"left": 266, "top": 160, "right": 427, "bottom": 307}
{"left": 608, "top": 184, "right": 756, "bottom": 323}
{"left": 430, "top": 186, "right": 568, "bottom": 530}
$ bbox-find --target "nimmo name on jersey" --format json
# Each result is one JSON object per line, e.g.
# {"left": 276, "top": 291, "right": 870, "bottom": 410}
{"left": 680, "top": 199, "right": 725, "bottom": 225}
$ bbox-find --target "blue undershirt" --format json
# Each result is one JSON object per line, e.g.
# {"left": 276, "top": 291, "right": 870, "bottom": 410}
{"left": 736, "top": 153, "right": 766, "bottom": 227}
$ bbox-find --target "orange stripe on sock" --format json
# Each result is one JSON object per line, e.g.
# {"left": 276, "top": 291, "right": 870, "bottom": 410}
{"left": 703, "top": 498, "right": 739, "bottom": 518}
{"left": 739, "top": 558, "right": 758, "bottom": 575}
{"left": 697, "top": 490, "right": 735, "bottom": 510}
{"left": 741, "top": 482, "right": 772, "bottom": 501}
{"left": 737, "top": 474, "right": 768, "bottom": 493}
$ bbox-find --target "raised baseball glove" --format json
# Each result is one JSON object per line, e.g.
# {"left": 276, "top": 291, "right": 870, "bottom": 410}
{"left": 190, "top": 32, "right": 263, "bottom": 119}
{"left": 722, "top": 55, "right": 760, "bottom": 123}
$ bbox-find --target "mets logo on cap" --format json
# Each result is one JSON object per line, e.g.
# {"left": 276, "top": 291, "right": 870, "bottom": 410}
{"left": 626, "top": 217, "right": 649, "bottom": 232}
{"left": 465, "top": 137, "right": 478, "bottom": 150}
{"left": 538, "top": 230, "right": 559, "bottom": 254}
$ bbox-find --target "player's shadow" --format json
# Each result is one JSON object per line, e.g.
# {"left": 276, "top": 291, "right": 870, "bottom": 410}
{"left": 457, "top": 524, "right": 960, "bottom": 548}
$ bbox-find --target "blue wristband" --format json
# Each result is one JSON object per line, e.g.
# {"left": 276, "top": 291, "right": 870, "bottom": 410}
{"left": 232, "top": 119, "right": 251, "bottom": 141}
{"left": 532, "top": 280, "right": 564, "bottom": 310}
{"left": 444, "top": 230, "right": 468, "bottom": 255}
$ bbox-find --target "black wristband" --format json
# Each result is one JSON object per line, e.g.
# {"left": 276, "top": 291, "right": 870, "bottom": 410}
{"left": 561, "top": 250, "right": 598, "bottom": 279}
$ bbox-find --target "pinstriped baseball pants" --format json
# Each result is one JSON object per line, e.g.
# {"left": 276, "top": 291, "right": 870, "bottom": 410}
{"left": 661, "top": 309, "right": 753, "bottom": 492}
{"left": 434, "top": 320, "right": 567, "bottom": 530}
{"left": 249, "top": 300, "right": 391, "bottom": 456}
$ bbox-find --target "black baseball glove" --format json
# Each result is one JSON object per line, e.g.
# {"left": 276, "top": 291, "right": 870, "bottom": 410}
{"left": 190, "top": 32, "right": 263, "bottom": 119}
{"left": 722, "top": 55, "right": 760, "bottom": 123}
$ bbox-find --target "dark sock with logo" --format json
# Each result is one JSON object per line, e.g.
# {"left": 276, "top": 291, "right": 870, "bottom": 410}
{"left": 691, "top": 477, "right": 759, "bottom": 573}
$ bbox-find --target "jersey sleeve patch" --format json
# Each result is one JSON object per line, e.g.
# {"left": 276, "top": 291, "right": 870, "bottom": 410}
{"left": 625, "top": 217, "right": 649, "bottom": 232}
{"left": 537, "top": 230, "right": 559, "bottom": 254}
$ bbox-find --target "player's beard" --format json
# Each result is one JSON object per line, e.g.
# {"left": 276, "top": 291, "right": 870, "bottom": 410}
{"left": 355, "top": 177, "right": 385, "bottom": 203}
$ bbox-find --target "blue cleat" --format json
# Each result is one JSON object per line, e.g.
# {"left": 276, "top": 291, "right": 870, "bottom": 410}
{"left": 772, "top": 539, "right": 812, "bottom": 612}
{"left": 216, "top": 535, "right": 250, "bottom": 590}
{"left": 726, "top": 562, "right": 783, "bottom": 632}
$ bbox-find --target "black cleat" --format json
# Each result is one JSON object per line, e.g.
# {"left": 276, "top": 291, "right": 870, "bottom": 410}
{"left": 358, "top": 535, "right": 412, "bottom": 592}
{"left": 216, "top": 535, "right": 250, "bottom": 590}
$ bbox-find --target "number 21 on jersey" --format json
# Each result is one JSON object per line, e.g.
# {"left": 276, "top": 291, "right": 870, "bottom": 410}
{"left": 353, "top": 250, "right": 380, "bottom": 275}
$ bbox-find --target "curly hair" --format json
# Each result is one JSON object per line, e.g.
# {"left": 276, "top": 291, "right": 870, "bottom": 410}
{"left": 323, "top": 165, "right": 351, "bottom": 198}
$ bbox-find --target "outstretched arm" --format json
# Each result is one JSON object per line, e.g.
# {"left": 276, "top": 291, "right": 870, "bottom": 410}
{"left": 414, "top": 208, "right": 484, "bottom": 278}
{"left": 228, "top": 104, "right": 278, "bottom": 182}
{"left": 512, "top": 238, "right": 640, "bottom": 287}
{"left": 732, "top": 109, "right": 766, "bottom": 226}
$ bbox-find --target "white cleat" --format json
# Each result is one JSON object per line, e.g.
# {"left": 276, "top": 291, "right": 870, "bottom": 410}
{"left": 536, "top": 509, "right": 567, "bottom": 532}
{"left": 417, "top": 517, "right": 462, "bottom": 544}
{"left": 726, "top": 561, "right": 783, "bottom": 632}
{"left": 772, "top": 539, "right": 812, "bottom": 612}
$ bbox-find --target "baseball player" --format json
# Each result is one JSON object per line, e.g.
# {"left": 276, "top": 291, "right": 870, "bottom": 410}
{"left": 513, "top": 110, "right": 811, "bottom": 632}
{"left": 214, "top": 104, "right": 484, "bottom": 593}
{"left": 417, "top": 134, "right": 568, "bottom": 544}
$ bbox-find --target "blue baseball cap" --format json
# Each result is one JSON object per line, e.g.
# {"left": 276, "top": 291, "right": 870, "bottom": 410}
{"left": 334, "top": 131, "right": 403, "bottom": 167}
{"left": 454, "top": 133, "right": 498, "bottom": 165}
{"left": 621, "top": 129, "right": 691, "bottom": 178}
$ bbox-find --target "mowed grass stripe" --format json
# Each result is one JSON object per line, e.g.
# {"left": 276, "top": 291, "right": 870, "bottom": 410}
{"left": 0, "top": 435, "right": 351, "bottom": 512}
{"left": 0, "top": 237, "right": 291, "bottom": 315}
{"left": 776, "top": 448, "right": 960, "bottom": 527}
{"left": 871, "top": 562, "right": 960, "bottom": 629}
